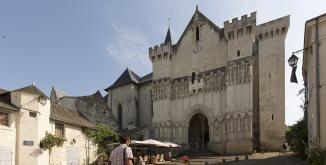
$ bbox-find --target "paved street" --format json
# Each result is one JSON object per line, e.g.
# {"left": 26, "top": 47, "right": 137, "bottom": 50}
{"left": 186, "top": 152, "right": 307, "bottom": 165}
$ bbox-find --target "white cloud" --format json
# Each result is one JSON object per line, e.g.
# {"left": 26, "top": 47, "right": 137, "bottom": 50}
{"left": 105, "top": 21, "right": 152, "bottom": 75}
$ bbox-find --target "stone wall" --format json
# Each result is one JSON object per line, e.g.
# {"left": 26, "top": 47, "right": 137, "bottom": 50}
{"left": 256, "top": 16, "right": 289, "bottom": 151}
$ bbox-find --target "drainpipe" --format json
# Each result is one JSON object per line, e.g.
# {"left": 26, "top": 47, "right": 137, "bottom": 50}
{"left": 315, "top": 18, "right": 321, "bottom": 142}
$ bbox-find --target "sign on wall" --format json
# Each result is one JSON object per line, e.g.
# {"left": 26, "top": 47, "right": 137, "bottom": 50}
{"left": 23, "top": 141, "right": 34, "bottom": 146}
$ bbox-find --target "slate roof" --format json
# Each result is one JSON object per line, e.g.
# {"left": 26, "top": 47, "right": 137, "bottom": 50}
{"left": 164, "top": 28, "right": 172, "bottom": 44}
{"left": 105, "top": 68, "right": 140, "bottom": 91}
{"left": 75, "top": 90, "right": 108, "bottom": 108}
{"left": 11, "top": 85, "right": 48, "bottom": 98}
{"left": 51, "top": 87, "right": 69, "bottom": 100}
{"left": 50, "top": 103, "right": 95, "bottom": 128}
{"left": 0, "top": 93, "right": 18, "bottom": 111}
{"left": 0, "top": 88, "right": 8, "bottom": 94}
{"left": 139, "top": 72, "right": 153, "bottom": 83}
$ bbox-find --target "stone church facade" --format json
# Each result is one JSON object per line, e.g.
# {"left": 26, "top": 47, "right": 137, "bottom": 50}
{"left": 106, "top": 8, "right": 289, "bottom": 154}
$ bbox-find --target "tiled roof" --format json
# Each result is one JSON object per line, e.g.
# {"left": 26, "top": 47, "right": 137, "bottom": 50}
{"left": 50, "top": 104, "right": 95, "bottom": 128}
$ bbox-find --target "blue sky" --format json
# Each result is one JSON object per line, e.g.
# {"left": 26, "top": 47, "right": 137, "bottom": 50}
{"left": 1, "top": 0, "right": 325, "bottom": 125}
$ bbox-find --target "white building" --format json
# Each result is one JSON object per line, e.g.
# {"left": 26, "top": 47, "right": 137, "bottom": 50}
{"left": 303, "top": 13, "right": 326, "bottom": 161}
{"left": 0, "top": 85, "right": 100, "bottom": 165}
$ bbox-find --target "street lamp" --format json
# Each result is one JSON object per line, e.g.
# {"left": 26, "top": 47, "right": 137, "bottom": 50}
{"left": 288, "top": 54, "right": 299, "bottom": 83}
{"left": 288, "top": 54, "right": 299, "bottom": 68}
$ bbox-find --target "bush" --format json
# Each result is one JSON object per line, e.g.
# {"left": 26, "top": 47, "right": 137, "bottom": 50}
{"left": 285, "top": 118, "right": 308, "bottom": 158}
{"left": 307, "top": 138, "right": 324, "bottom": 165}
{"left": 83, "top": 124, "right": 119, "bottom": 157}
{"left": 40, "top": 134, "right": 66, "bottom": 152}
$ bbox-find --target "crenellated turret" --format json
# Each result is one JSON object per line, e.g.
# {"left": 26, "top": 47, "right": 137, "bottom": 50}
{"left": 224, "top": 12, "right": 257, "bottom": 61}
{"left": 149, "top": 28, "right": 174, "bottom": 80}
{"left": 224, "top": 12, "right": 256, "bottom": 40}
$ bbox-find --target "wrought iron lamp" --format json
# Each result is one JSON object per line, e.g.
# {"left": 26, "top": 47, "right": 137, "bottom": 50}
{"left": 288, "top": 54, "right": 299, "bottom": 83}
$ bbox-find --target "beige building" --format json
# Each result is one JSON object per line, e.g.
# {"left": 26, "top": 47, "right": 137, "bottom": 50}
{"left": 0, "top": 85, "right": 100, "bottom": 165}
{"left": 303, "top": 13, "right": 326, "bottom": 159}
{"left": 106, "top": 8, "right": 289, "bottom": 154}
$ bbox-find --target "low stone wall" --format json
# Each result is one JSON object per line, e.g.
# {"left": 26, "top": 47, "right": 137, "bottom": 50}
{"left": 208, "top": 140, "right": 252, "bottom": 154}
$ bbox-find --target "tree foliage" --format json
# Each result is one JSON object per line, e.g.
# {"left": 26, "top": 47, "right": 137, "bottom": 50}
{"left": 83, "top": 124, "right": 119, "bottom": 156}
{"left": 307, "top": 138, "right": 324, "bottom": 165}
{"left": 285, "top": 117, "right": 308, "bottom": 158}
{"left": 285, "top": 88, "right": 308, "bottom": 158}
{"left": 40, "top": 134, "right": 66, "bottom": 152}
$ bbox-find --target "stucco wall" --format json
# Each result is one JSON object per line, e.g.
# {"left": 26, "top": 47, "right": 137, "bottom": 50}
{"left": 304, "top": 16, "right": 326, "bottom": 150}
{"left": 0, "top": 112, "right": 17, "bottom": 165}
{"left": 11, "top": 91, "right": 51, "bottom": 165}
{"left": 50, "top": 121, "right": 97, "bottom": 165}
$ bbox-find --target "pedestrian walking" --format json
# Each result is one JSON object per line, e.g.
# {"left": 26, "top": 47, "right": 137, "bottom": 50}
{"left": 109, "top": 136, "right": 134, "bottom": 165}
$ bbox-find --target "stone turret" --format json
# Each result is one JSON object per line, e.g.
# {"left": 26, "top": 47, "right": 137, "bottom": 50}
{"left": 149, "top": 28, "right": 173, "bottom": 80}
{"left": 224, "top": 12, "right": 257, "bottom": 61}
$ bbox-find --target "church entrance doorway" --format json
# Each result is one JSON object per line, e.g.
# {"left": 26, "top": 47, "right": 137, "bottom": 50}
{"left": 188, "top": 113, "right": 209, "bottom": 151}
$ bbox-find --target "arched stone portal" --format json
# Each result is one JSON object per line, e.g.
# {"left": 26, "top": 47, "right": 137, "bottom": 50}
{"left": 188, "top": 113, "right": 209, "bottom": 151}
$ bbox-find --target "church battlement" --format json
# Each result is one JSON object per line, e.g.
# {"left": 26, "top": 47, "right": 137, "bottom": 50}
{"left": 149, "top": 42, "right": 172, "bottom": 63}
{"left": 256, "top": 15, "right": 290, "bottom": 41}
{"left": 224, "top": 12, "right": 256, "bottom": 40}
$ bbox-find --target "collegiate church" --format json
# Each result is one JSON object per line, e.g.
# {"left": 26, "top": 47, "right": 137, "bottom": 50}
{"left": 105, "top": 7, "right": 289, "bottom": 154}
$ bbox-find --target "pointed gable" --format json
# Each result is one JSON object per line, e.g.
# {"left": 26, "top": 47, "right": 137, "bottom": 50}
{"left": 175, "top": 9, "right": 220, "bottom": 46}
{"left": 105, "top": 68, "right": 140, "bottom": 91}
{"left": 50, "top": 86, "right": 69, "bottom": 103}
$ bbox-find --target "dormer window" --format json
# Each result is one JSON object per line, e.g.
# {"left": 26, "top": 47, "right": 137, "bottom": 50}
{"left": 196, "top": 27, "right": 199, "bottom": 41}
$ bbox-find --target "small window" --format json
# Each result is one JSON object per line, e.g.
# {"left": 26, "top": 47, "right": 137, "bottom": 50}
{"left": 191, "top": 72, "right": 196, "bottom": 84}
{"left": 259, "top": 34, "right": 263, "bottom": 40}
{"left": 276, "top": 29, "right": 280, "bottom": 35}
{"left": 270, "top": 31, "right": 274, "bottom": 37}
{"left": 152, "top": 56, "right": 155, "bottom": 62}
{"left": 228, "top": 31, "right": 234, "bottom": 39}
{"left": 29, "top": 112, "right": 37, "bottom": 118}
{"left": 196, "top": 27, "right": 199, "bottom": 41}
{"left": 0, "top": 112, "right": 9, "bottom": 126}
{"left": 246, "top": 26, "right": 252, "bottom": 34}
{"left": 164, "top": 52, "right": 167, "bottom": 59}
{"left": 198, "top": 78, "right": 201, "bottom": 83}
{"left": 272, "top": 114, "right": 274, "bottom": 120}
{"left": 55, "top": 123, "right": 64, "bottom": 137}
{"left": 192, "top": 89, "right": 196, "bottom": 94}
{"left": 158, "top": 54, "right": 161, "bottom": 60}
{"left": 237, "top": 50, "right": 240, "bottom": 57}
{"left": 281, "top": 27, "right": 286, "bottom": 34}
{"left": 169, "top": 55, "right": 172, "bottom": 60}
{"left": 237, "top": 28, "right": 243, "bottom": 37}
{"left": 265, "top": 32, "right": 268, "bottom": 39}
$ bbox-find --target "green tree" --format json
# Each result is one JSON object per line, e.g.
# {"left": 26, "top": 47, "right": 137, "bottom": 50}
{"left": 285, "top": 88, "right": 308, "bottom": 158}
{"left": 39, "top": 134, "right": 66, "bottom": 165}
{"left": 83, "top": 124, "right": 119, "bottom": 158}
